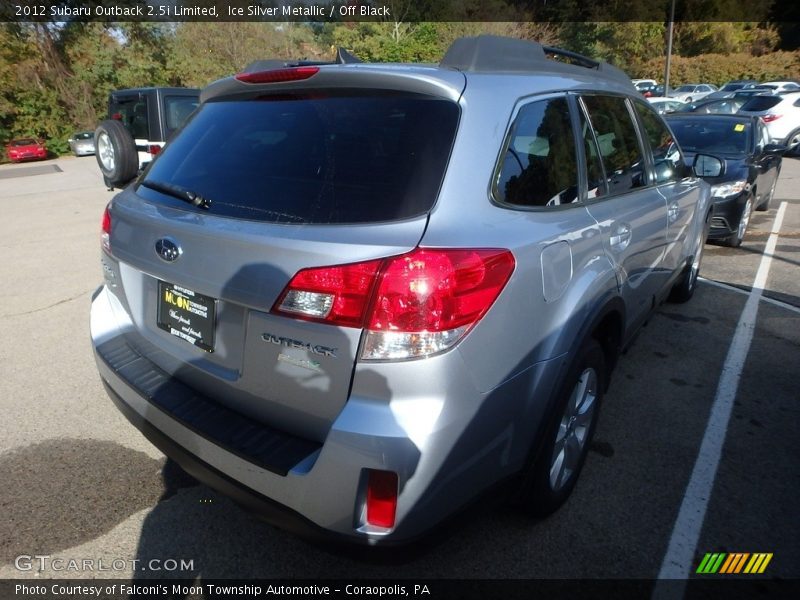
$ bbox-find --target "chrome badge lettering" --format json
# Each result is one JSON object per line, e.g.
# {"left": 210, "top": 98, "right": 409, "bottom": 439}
{"left": 261, "top": 333, "right": 337, "bottom": 358}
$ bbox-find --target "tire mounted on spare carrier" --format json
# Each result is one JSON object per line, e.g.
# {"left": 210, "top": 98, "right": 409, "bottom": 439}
{"left": 94, "top": 119, "right": 138, "bottom": 189}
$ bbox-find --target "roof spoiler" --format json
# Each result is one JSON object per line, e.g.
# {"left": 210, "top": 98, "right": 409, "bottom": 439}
{"left": 242, "top": 47, "right": 361, "bottom": 74}
{"left": 440, "top": 35, "right": 631, "bottom": 85}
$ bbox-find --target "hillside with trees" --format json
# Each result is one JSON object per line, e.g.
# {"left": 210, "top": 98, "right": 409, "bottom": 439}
{"left": 1, "top": 20, "right": 798, "bottom": 155}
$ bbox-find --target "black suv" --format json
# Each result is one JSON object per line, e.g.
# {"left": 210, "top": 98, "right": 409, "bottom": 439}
{"left": 95, "top": 87, "right": 199, "bottom": 189}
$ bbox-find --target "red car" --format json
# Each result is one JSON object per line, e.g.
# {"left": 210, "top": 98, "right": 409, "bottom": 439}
{"left": 5, "top": 138, "right": 48, "bottom": 163}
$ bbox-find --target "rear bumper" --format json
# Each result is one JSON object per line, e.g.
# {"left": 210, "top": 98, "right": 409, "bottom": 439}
{"left": 91, "top": 284, "right": 561, "bottom": 544}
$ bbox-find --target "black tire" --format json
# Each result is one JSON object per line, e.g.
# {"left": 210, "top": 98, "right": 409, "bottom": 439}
{"left": 514, "top": 338, "right": 606, "bottom": 517}
{"left": 722, "top": 195, "right": 753, "bottom": 248}
{"left": 94, "top": 120, "right": 138, "bottom": 187}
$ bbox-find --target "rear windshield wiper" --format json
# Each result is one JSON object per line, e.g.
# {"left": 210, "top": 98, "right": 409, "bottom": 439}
{"left": 139, "top": 180, "right": 211, "bottom": 209}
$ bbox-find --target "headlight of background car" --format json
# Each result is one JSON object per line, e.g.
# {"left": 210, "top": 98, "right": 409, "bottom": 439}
{"left": 710, "top": 180, "right": 748, "bottom": 198}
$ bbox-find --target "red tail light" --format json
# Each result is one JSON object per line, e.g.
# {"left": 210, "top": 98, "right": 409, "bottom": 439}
{"left": 273, "top": 248, "right": 515, "bottom": 360}
{"left": 762, "top": 114, "right": 782, "bottom": 123}
{"left": 101, "top": 205, "right": 111, "bottom": 254}
{"left": 148, "top": 144, "right": 162, "bottom": 156}
{"left": 235, "top": 66, "right": 320, "bottom": 84}
{"left": 366, "top": 470, "right": 398, "bottom": 529}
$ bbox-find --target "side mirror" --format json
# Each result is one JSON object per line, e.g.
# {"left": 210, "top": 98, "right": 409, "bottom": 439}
{"left": 693, "top": 154, "right": 724, "bottom": 177}
{"left": 764, "top": 143, "right": 787, "bottom": 155}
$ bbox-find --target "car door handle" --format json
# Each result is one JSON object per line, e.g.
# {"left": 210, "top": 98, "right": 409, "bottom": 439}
{"left": 668, "top": 202, "right": 680, "bottom": 224}
{"left": 609, "top": 223, "right": 632, "bottom": 251}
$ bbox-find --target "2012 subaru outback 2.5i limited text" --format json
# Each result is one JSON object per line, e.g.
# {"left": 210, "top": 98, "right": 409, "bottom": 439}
{"left": 91, "top": 36, "right": 718, "bottom": 544}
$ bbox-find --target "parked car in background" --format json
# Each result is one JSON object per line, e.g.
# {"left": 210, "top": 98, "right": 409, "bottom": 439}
{"left": 68, "top": 131, "right": 95, "bottom": 156}
{"left": 5, "top": 138, "right": 47, "bottom": 162}
{"left": 95, "top": 87, "right": 200, "bottom": 189}
{"left": 675, "top": 97, "right": 749, "bottom": 115}
{"left": 758, "top": 81, "right": 800, "bottom": 93}
{"left": 647, "top": 97, "right": 685, "bottom": 114}
{"left": 738, "top": 91, "right": 800, "bottom": 155}
{"left": 667, "top": 114, "right": 784, "bottom": 247}
{"left": 704, "top": 80, "right": 758, "bottom": 100}
{"left": 669, "top": 84, "right": 718, "bottom": 103}
{"left": 91, "top": 35, "right": 717, "bottom": 545}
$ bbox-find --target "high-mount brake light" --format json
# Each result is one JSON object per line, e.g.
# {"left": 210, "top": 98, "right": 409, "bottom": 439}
{"left": 101, "top": 205, "right": 111, "bottom": 254}
{"left": 272, "top": 248, "right": 515, "bottom": 361}
{"left": 235, "top": 66, "right": 320, "bottom": 84}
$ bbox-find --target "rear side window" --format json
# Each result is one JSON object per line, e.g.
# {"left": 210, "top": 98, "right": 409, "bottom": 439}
{"left": 581, "top": 95, "right": 646, "bottom": 195}
{"left": 633, "top": 102, "right": 686, "bottom": 184}
{"left": 164, "top": 96, "right": 199, "bottom": 137}
{"left": 140, "top": 93, "right": 459, "bottom": 224}
{"left": 494, "top": 97, "right": 579, "bottom": 207}
{"left": 741, "top": 96, "right": 782, "bottom": 111}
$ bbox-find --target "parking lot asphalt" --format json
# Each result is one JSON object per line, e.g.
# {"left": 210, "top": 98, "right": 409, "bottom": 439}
{"left": 0, "top": 156, "right": 797, "bottom": 583}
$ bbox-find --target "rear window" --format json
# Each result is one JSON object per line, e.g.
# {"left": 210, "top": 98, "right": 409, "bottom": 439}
{"left": 140, "top": 93, "right": 459, "bottom": 224}
{"left": 740, "top": 96, "right": 782, "bottom": 112}
{"left": 109, "top": 95, "right": 150, "bottom": 140}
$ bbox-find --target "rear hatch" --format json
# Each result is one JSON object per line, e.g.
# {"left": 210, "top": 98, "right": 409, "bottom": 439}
{"left": 107, "top": 72, "right": 462, "bottom": 442}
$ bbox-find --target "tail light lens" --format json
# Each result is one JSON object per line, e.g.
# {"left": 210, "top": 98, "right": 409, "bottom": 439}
{"left": 366, "top": 470, "right": 398, "bottom": 529}
{"left": 762, "top": 114, "right": 782, "bottom": 123}
{"left": 148, "top": 144, "right": 162, "bottom": 156}
{"left": 235, "top": 66, "right": 320, "bottom": 84}
{"left": 101, "top": 205, "right": 111, "bottom": 254}
{"left": 272, "top": 248, "right": 515, "bottom": 361}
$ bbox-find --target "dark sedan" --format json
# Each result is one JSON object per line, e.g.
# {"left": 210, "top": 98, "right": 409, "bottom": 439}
{"left": 666, "top": 114, "right": 784, "bottom": 247}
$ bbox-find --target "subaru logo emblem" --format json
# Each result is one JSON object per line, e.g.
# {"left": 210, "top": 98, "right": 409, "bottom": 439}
{"left": 155, "top": 238, "right": 182, "bottom": 262}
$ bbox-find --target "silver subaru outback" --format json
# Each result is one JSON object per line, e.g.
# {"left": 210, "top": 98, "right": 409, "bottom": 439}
{"left": 91, "top": 36, "right": 716, "bottom": 544}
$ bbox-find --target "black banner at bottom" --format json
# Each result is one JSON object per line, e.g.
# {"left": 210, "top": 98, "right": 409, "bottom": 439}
{"left": 1, "top": 579, "right": 798, "bottom": 600}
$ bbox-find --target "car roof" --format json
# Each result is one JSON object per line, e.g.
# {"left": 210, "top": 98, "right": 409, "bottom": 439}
{"left": 203, "top": 36, "right": 636, "bottom": 104}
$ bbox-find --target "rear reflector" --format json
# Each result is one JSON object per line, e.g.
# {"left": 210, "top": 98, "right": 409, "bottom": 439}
{"left": 101, "top": 205, "right": 111, "bottom": 254}
{"left": 366, "top": 470, "right": 398, "bottom": 529}
{"left": 761, "top": 114, "right": 782, "bottom": 123}
{"left": 272, "top": 248, "right": 515, "bottom": 360}
{"left": 148, "top": 144, "right": 162, "bottom": 156}
{"left": 235, "top": 66, "right": 320, "bottom": 84}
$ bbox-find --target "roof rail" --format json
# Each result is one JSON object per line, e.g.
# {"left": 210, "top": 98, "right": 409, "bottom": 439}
{"left": 440, "top": 35, "right": 631, "bottom": 86}
{"left": 242, "top": 47, "right": 361, "bottom": 74}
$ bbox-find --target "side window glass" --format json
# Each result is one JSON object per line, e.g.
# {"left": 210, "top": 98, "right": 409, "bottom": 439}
{"left": 634, "top": 101, "right": 686, "bottom": 184}
{"left": 577, "top": 101, "right": 608, "bottom": 199}
{"left": 495, "top": 97, "right": 579, "bottom": 207}
{"left": 582, "top": 95, "right": 646, "bottom": 195}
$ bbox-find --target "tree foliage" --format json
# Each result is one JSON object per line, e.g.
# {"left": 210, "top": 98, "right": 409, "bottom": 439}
{"left": 0, "top": 19, "right": 796, "bottom": 159}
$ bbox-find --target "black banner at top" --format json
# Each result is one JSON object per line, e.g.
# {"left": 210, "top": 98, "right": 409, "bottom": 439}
{"left": 0, "top": 0, "right": 797, "bottom": 23}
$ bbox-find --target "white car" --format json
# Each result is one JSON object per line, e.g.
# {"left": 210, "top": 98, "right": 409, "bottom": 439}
{"left": 759, "top": 81, "right": 800, "bottom": 93}
{"left": 738, "top": 91, "right": 800, "bottom": 154}
{"left": 669, "top": 84, "right": 718, "bottom": 103}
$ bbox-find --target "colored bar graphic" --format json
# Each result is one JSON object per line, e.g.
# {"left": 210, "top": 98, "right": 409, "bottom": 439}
{"left": 744, "top": 553, "right": 773, "bottom": 574}
{"left": 697, "top": 552, "right": 773, "bottom": 575}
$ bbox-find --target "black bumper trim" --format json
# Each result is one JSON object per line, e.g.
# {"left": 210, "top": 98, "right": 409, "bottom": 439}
{"left": 95, "top": 336, "right": 321, "bottom": 477}
{"left": 101, "top": 378, "right": 355, "bottom": 544}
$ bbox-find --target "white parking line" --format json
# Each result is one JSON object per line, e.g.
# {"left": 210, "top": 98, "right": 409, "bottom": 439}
{"left": 698, "top": 277, "right": 800, "bottom": 316}
{"left": 653, "top": 201, "right": 788, "bottom": 595}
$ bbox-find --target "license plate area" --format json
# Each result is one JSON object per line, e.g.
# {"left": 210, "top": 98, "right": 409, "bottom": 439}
{"left": 156, "top": 281, "right": 216, "bottom": 352}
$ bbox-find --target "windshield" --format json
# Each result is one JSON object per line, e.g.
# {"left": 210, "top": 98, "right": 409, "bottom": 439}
{"left": 141, "top": 92, "right": 459, "bottom": 224}
{"left": 74, "top": 132, "right": 93, "bottom": 140}
{"left": 11, "top": 139, "right": 37, "bottom": 146}
{"left": 675, "top": 86, "right": 696, "bottom": 92}
{"left": 667, "top": 118, "right": 751, "bottom": 154}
